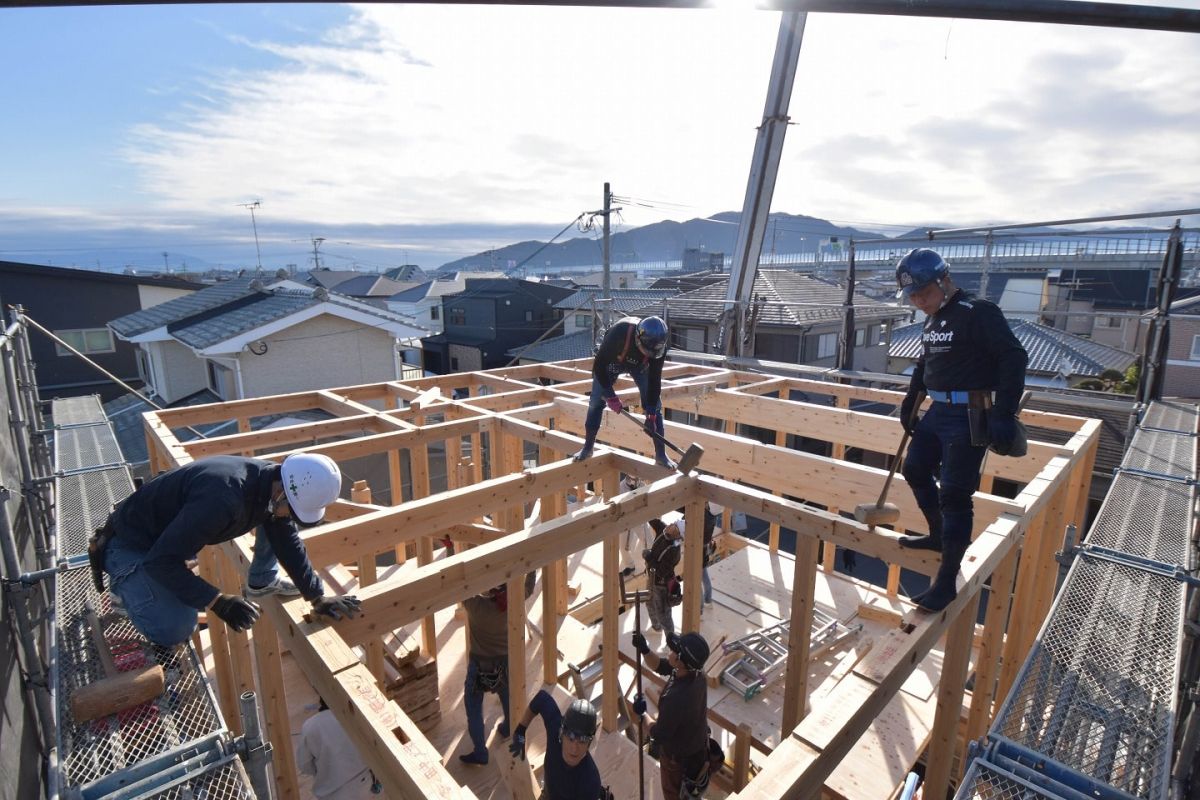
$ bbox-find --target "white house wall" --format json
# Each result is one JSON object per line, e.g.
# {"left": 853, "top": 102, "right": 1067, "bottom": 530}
{"left": 136, "top": 284, "right": 195, "bottom": 310}
{"left": 239, "top": 314, "right": 401, "bottom": 398}
{"left": 149, "top": 339, "right": 209, "bottom": 404}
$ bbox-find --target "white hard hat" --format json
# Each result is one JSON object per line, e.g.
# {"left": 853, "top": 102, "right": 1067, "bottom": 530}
{"left": 280, "top": 453, "right": 342, "bottom": 524}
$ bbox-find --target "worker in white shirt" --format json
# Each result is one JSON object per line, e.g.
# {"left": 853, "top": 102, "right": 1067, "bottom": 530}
{"left": 620, "top": 474, "right": 651, "bottom": 577}
{"left": 297, "top": 699, "right": 380, "bottom": 799}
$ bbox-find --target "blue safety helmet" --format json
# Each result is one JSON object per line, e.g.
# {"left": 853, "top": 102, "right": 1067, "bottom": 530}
{"left": 895, "top": 248, "right": 949, "bottom": 299}
{"left": 635, "top": 316, "right": 669, "bottom": 359}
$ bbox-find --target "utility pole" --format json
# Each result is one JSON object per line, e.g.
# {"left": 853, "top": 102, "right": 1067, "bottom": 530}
{"left": 311, "top": 237, "right": 325, "bottom": 271}
{"left": 979, "top": 230, "right": 994, "bottom": 300}
{"left": 162, "top": 252, "right": 169, "bottom": 273}
{"left": 238, "top": 200, "right": 263, "bottom": 273}
{"left": 602, "top": 182, "right": 612, "bottom": 330}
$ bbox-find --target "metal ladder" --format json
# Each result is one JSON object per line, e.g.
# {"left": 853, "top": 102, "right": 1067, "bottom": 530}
{"left": 721, "top": 609, "right": 861, "bottom": 700}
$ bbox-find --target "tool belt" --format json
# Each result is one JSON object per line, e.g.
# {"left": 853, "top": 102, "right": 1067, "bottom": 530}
{"left": 966, "top": 391, "right": 993, "bottom": 448}
{"left": 87, "top": 516, "right": 117, "bottom": 593}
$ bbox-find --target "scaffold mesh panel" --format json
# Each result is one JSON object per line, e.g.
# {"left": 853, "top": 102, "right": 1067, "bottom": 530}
{"left": 1084, "top": 473, "right": 1193, "bottom": 568}
{"left": 56, "top": 468, "right": 133, "bottom": 561}
{"left": 993, "top": 557, "right": 1182, "bottom": 799}
{"left": 52, "top": 396, "right": 108, "bottom": 426}
{"left": 54, "top": 422, "right": 125, "bottom": 473}
{"left": 1120, "top": 428, "right": 1194, "bottom": 480}
{"left": 1141, "top": 400, "right": 1198, "bottom": 435}
{"left": 142, "top": 758, "right": 256, "bottom": 800}
{"left": 56, "top": 568, "right": 223, "bottom": 788}
{"left": 957, "top": 760, "right": 1060, "bottom": 799}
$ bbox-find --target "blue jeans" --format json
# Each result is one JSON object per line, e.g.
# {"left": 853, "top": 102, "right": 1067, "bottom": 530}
{"left": 464, "top": 657, "right": 510, "bottom": 757}
{"left": 584, "top": 372, "right": 665, "bottom": 455}
{"left": 106, "top": 527, "right": 280, "bottom": 646}
{"left": 900, "top": 402, "right": 987, "bottom": 547}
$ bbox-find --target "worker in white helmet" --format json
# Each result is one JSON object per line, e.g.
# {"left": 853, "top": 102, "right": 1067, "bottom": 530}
{"left": 89, "top": 454, "right": 362, "bottom": 646}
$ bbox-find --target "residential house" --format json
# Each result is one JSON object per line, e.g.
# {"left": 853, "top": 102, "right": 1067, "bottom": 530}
{"left": 1159, "top": 294, "right": 1200, "bottom": 398}
{"left": 326, "top": 274, "right": 418, "bottom": 307}
{"left": 648, "top": 270, "right": 726, "bottom": 294}
{"left": 386, "top": 272, "right": 507, "bottom": 336}
{"left": 555, "top": 288, "right": 677, "bottom": 339}
{"left": 109, "top": 277, "right": 426, "bottom": 403}
{"left": 571, "top": 270, "right": 640, "bottom": 289}
{"left": 639, "top": 269, "right": 910, "bottom": 372}
{"left": 507, "top": 329, "right": 596, "bottom": 365}
{"left": 1044, "top": 268, "right": 1154, "bottom": 352}
{"left": 383, "top": 264, "right": 428, "bottom": 282}
{"left": 421, "top": 278, "right": 574, "bottom": 373}
{"left": 888, "top": 318, "right": 1138, "bottom": 388}
{"left": 0, "top": 260, "right": 198, "bottom": 401}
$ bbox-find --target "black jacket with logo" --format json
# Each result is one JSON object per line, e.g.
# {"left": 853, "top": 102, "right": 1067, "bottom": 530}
{"left": 907, "top": 290, "right": 1027, "bottom": 416}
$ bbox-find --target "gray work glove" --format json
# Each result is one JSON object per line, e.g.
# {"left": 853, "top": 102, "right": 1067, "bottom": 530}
{"left": 312, "top": 594, "right": 363, "bottom": 621}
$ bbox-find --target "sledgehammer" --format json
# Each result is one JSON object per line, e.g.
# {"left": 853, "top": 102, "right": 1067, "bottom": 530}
{"left": 619, "top": 409, "right": 705, "bottom": 475}
{"left": 853, "top": 391, "right": 925, "bottom": 527}
{"left": 71, "top": 602, "right": 166, "bottom": 723}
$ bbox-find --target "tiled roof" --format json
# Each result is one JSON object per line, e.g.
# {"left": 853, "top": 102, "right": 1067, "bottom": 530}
{"left": 506, "top": 330, "right": 596, "bottom": 362}
{"left": 304, "top": 270, "right": 363, "bottom": 289}
{"left": 331, "top": 275, "right": 419, "bottom": 297}
{"left": 109, "top": 277, "right": 257, "bottom": 337}
{"left": 889, "top": 318, "right": 1137, "bottom": 377}
{"left": 554, "top": 288, "right": 676, "bottom": 312}
{"left": 640, "top": 270, "right": 906, "bottom": 327}
{"left": 1023, "top": 395, "right": 1134, "bottom": 482}
{"left": 167, "top": 288, "right": 422, "bottom": 349}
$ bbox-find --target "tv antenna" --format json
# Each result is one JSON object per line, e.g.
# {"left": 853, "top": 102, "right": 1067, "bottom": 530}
{"left": 237, "top": 200, "right": 264, "bottom": 272}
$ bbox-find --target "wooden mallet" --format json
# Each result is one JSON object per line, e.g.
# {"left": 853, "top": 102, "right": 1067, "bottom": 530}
{"left": 853, "top": 391, "right": 925, "bottom": 527}
{"left": 71, "top": 602, "right": 166, "bottom": 724}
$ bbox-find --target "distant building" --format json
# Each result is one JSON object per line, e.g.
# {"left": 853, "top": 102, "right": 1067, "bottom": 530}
{"left": 682, "top": 248, "right": 724, "bottom": 271}
{"left": 554, "top": 288, "right": 677, "bottom": 338}
{"left": 1160, "top": 294, "right": 1200, "bottom": 398}
{"left": 384, "top": 264, "right": 429, "bottom": 282}
{"left": 386, "top": 272, "right": 507, "bottom": 336}
{"left": 421, "top": 278, "right": 573, "bottom": 373}
{"left": 0, "top": 260, "right": 198, "bottom": 401}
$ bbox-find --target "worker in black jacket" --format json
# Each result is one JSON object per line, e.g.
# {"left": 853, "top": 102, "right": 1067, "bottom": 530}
{"left": 97, "top": 454, "right": 362, "bottom": 645}
{"left": 895, "top": 249, "right": 1028, "bottom": 612}
{"left": 509, "top": 691, "right": 604, "bottom": 799}
{"left": 631, "top": 630, "right": 710, "bottom": 799}
{"left": 644, "top": 517, "right": 682, "bottom": 634}
{"left": 573, "top": 316, "right": 673, "bottom": 467}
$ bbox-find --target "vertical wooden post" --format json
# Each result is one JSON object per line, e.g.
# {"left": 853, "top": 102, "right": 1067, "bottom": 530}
{"left": 389, "top": 395, "right": 406, "bottom": 563}
{"left": 886, "top": 563, "right": 901, "bottom": 597}
{"left": 961, "top": 544, "right": 1019, "bottom": 774}
{"left": 539, "top": 445, "right": 562, "bottom": 685}
{"left": 601, "top": 469, "right": 622, "bottom": 732}
{"left": 1068, "top": 440, "right": 1098, "bottom": 536}
{"left": 998, "top": 506, "right": 1047, "bottom": 699}
{"left": 1029, "top": 481, "right": 1072, "bottom": 628}
{"left": 217, "top": 550, "right": 256, "bottom": 713}
{"left": 506, "top": 572, "right": 527, "bottom": 738}
{"left": 923, "top": 591, "right": 982, "bottom": 799}
{"left": 682, "top": 498, "right": 705, "bottom": 633}
{"left": 352, "top": 480, "right": 386, "bottom": 682}
{"left": 252, "top": 605, "right": 301, "bottom": 800}
{"left": 732, "top": 723, "right": 753, "bottom": 791}
{"left": 410, "top": 420, "right": 437, "bottom": 658}
{"left": 768, "top": 429, "right": 786, "bottom": 552}
{"left": 197, "top": 547, "right": 239, "bottom": 731}
{"left": 781, "top": 534, "right": 820, "bottom": 735}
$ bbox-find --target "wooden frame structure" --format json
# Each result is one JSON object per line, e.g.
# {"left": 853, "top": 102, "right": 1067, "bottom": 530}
{"left": 141, "top": 358, "right": 1100, "bottom": 800}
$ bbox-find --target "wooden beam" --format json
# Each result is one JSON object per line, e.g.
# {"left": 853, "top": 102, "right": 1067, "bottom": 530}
{"left": 781, "top": 535, "right": 820, "bottom": 735}
{"left": 681, "top": 498, "right": 705, "bottom": 633}
{"left": 329, "top": 475, "right": 698, "bottom": 648}
{"left": 601, "top": 468, "right": 622, "bottom": 733}
{"left": 352, "top": 480, "right": 386, "bottom": 682}
{"left": 250, "top": 598, "right": 301, "bottom": 800}
{"left": 921, "top": 592, "right": 981, "bottom": 799}
{"left": 961, "top": 543, "right": 1018, "bottom": 774}
{"left": 258, "top": 416, "right": 484, "bottom": 464}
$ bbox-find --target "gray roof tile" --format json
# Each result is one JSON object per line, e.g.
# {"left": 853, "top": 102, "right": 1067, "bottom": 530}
{"left": 109, "top": 277, "right": 257, "bottom": 337}
{"left": 506, "top": 330, "right": 595, "bottom": 362}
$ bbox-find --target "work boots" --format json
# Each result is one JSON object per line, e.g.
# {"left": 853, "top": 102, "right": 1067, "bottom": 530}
{"left": 912, "top": 521, "right": 970, "bottom": 612}
{"left": 573, "top": 429, "right": 599, "bottom": 462}
{"left": 899, "top": 507, "right": 943, "bottom": 551}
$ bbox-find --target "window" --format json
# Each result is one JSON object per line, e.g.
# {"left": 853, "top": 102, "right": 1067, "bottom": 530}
{"left": 449, "top": 307, "right": 466, "bottom": 326}
{"left": 525, "top": 310, "right": 534, "bottom": 322}
{"left": 1097, "top": 316, "right": 1122, "bottom": 329}
{"left": 1191, "top": 335, "right": 1200, "bottom": 360}
{"left": 430, "top": 306, "right": 439, "bottom": 321}
{"left": 854, "top": 328, "right": 866, "bottom": 347}
{"left": 869, "top": 325, "right": 881, "bottom": 346}
{"left": 450, "top": 357, "right": 460, "bottom": 371}
{"left": 817, "top": 332, "right": 838, "bottom": 359}
{"left": 54, "top": 328, "right": 114, "bottom": 356}
{"left": 575, "top": 313, "right": 593, "bottom": 329}
{"left": 207, "top": 360, "right": 234, "bottom": 400}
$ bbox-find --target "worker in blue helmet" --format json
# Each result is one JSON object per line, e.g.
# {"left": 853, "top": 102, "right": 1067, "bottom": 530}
{"left": 574, "top": 315, "right": 673, "bottom": 467}
{"left": 895, "top": 248, "right": 1028, "bottom": 612}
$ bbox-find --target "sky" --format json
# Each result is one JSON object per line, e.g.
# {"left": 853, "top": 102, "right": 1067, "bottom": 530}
{"left": 1, "top": 2, "right": 1198, "bottom": 272}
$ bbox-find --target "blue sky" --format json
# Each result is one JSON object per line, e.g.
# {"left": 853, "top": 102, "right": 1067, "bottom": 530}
{"left": 1, "top": 3, "right": 1198, "bottom": 272}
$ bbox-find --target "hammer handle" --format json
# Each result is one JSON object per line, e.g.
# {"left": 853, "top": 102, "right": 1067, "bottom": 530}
{"left": 85, "top": 605, "right": 119, "bottom": 677}
{"left": 874, "top": 391, "right": 925, "bottom": 509}
{"left": 619, "top": 409, "right": 685, "bottom": 456}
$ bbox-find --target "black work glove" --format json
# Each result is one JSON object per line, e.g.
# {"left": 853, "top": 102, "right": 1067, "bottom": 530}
{"left": 632, "top": 632, "right": 650, "bottom": 656}
{"left": 899, "top": 392, "right": 920, "bottom": 434}
{"left": 841, "top": 548, "right": 858, "bottom": 574}
{"left": 509, "top": 724, "right": 527, "bottom": 760}
{"left": 632, "top": 693, "right": 647, "bottom": 717}
{"left": 312, "top": 594, "right": 363, "bottom": 621}
{"left": 988, "top": 413, "right": 1019, "bottom": 456}
{"left": 211, "top": 594, "right": 261, "bottom": 632}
